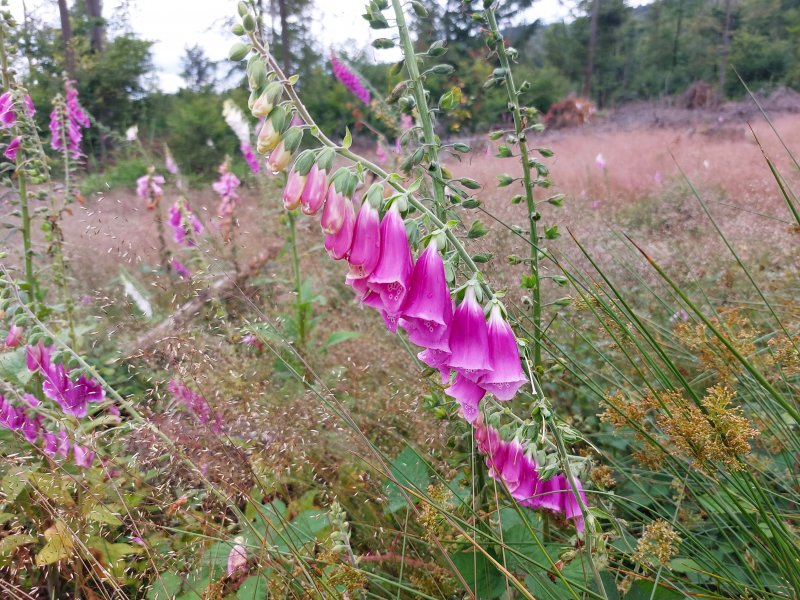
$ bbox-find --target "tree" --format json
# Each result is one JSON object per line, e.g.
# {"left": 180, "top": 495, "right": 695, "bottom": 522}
{"left": 180, "top": 45, "right": 217, "bottom": 92}
{"left": 84, "top": 0, "right": 104, "bottom": 54}
{"left": 583, "top": 0, "right": 600, "bottom": 96}
{"left": 57, "top": 0, "right": 75, "bottom": 79}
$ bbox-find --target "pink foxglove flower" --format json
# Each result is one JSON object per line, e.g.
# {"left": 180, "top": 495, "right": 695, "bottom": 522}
{"left": 5, "top": 323, "right": 23, "bottom": 348}
{"left": 227, "top": 542, "right": 248, "bottom": 577}
{"left": 73, "top": 444, "right": 95, "bottom": 468}
{"left": 267, "top": 141, "right": 291, "bottom": 172}
{"left": 376, "top": 140, "right": 387, "bottom": 164}
{"left": 399, "top": 242, "right": 452, "bottom": 351}
{"left": 300, "top": 165, "right": 328, "bottom": 215}
{"left": 137, "top": 173, "right": 165, "bottom": 209}
{"left": 446, "top": 285, "right": 491, "bottom": 380}
{"left": 41, "top": 363, "right": 105, "bottom": 419}
{"left": 170, "top": 258, "right": 191, "bottom": 280}
{"left": 366, "top": 205, "right": 413, "bottom": 316}
{"left": 595, "top": 152, "right": 606, "bottom": 171}
{"left": 257, "top": 120, "right": 280, "bottom": 154}
{"left": 418, "top": 348, "right": 452, "bottom": 384}
{"left": 0, "top": 395, "right": 25, "bottom": 431}
{"left": 21, "top": 415, "right": 43, "bottom": 443}
{"left": 4, "top": 136, "right": 20, "bottom": 161}
{"left": 330, "top": 50, "right": 370, "bottom": 105}
{"left": 347, "top": 202, "right": 381, "bottom": 279}
{"left": 240, "top": 142, "right": 260, "bottom": 174}
{"left": 168, "top": 380, "right": 222, "bottom": 433}
{"left": 479, "top": 304, "right": 526, "bottom": 401}
{"left": 0, "top": 91, "right": 15, "bottom": 127}
{"left": 324, "top": 196, "right": 355, "bottom": 260}
{"left": 168, "top": 202, "right": 203, "bottom": 246}
{"left": 474, "top": 421, "right": 588, "bottom": 531}
{"left": 321, "top": 186, "right": 347, "bottom": 235}
{"left": 283, "top": 169, "right": 306, "bottom": 210}
{"left": 50, "top": 80, "right": 90, "bottom": 158}
{"left": 213, "top": 165, "right": 241, "bottom": 218}
{"left": 445, "top": 373, "right": 485, "bottom": 424}
{"left": 165, "top": 147, "right": 178, "bottom": 174}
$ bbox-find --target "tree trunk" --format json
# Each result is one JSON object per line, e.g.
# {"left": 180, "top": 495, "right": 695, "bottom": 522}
{"left": 672, "top": 0, "right": 684, "bottom": 68}
{"left": 57, "top": 0, "right": 76, "bottom": 79}
{"left": 277, "top": 0, "right": 290, "bottom": 72}
{"left": 85, "top": 0, "right": 104, "bottom": 54}
{"left": 718, "top": 0, "right": 733, "bottom": 97}
{"left": 582, "top": 0, "right": 600, "bottom": 98}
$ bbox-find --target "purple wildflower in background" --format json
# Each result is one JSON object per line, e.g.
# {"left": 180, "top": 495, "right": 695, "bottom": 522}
{"left": 168, "top": 201, "right": 203, "bottom": 246}
{"left": 213, "top": 164, "right": 241, "bottom": 218}
{"left": 240, "top": 142, "right": 260, "bottom": 174}
{"left": 136, "top": 173, "right": 165, "bottom": 208}
{"left": 330, "top": 50, "right": 370, "bottom": 105}
{"left": 227, "top": 542, "right": 248, "bottom": 577}
{"left": 50, "top": 80, "right": 90, "bottom": 158}
{"left": 168, "top": 379, "right": 222, "bottom": 434}
{"left": 73, "top": 443, "right": 95, "bottom": 468}
{"left": 165, "top": 148, "right": 178, "bottom": 174}
{"left": 170, "top": 257, "right": 191, "bottom": 279}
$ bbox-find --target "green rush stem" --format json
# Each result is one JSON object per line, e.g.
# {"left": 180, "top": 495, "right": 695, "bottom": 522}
{"left": 287, "top": 210, "right": 306, "bottom": 352}
{"left": 390, "top": 0, "right": 447, "bottom": 220}
{"left": 154, "top": 202, "right": 170, "bottom": 275}
{"left": 484, "top": 7, "right": 542, "bottom": 372}
{"left": 253, "top": 39, "right": 493, "bottom": 301}
{"left": 57, "top": 112, "right": 77, "bottom": 347}
{"left": 17, "top": 165, "right": 38, "bottom": 312}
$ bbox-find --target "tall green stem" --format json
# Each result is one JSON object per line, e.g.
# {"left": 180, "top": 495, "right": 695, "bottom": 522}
{"left": 484, "top": 8, "right": 543, "bottom": 372}
{"left": 17, "top": 165, "right": 37, "bottom": 312}
{"left": 287, "top": 210, "right": 306, "bottom": 352}
{"left": 390, "top": 0, "right": 447, "bottom": 220}
{"left": 56, "top": 108, "right": 77, "bottom": 347}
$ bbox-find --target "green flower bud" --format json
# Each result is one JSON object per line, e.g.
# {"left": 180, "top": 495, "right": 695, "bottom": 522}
{"left": 251, "top": 81, "right": 283, "bottom": 118}
{"left": 228, "top": 42, "right": 250, "bottom": 62}
{"left": 231, "top": 23, "right": 245, "bottom": 36}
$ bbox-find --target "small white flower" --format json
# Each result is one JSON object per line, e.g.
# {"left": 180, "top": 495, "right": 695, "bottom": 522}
{"left": 125, "top": 125, "right": 139, "bottom": 142}
{"left": 222, "top": 99, "right": 251, "bottom": 145}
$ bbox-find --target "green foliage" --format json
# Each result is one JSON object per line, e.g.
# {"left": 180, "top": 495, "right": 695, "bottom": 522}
{"left": 80, "top": 156, "right": 150, "bottom": 195}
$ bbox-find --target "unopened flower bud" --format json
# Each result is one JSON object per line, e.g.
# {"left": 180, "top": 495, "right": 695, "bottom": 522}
{"left": 267, "top": 141, "right": 291, "bottom": 172}
{"left": 257, "top": 120, "right": 280, "bottom": 154}
{"left": 283, "top": 169, "right": 306, "bottom": 210}
{"left": 251, "top": 82, "right": 282, "bottom": 118}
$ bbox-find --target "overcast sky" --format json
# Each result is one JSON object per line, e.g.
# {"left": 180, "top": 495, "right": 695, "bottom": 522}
{"left": 10, "top": 0, "right": 647, "bottom": 93}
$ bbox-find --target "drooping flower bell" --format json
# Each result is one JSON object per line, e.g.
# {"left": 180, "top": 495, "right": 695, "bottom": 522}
{"left": 283, "top": 169, "right": 307, "bottom": 210}
{"left": 324, "top": 196, "right": 355, "bottom": 260}
{"left": 300, "top": 164, "right": 328, "bottom": 215}
{"left": 321, "top": 185, "right": 347, "bottom": 235}
{"left": 446, "top": 284, "right": 491, "bottom": 380}
{"left": 267, "top": 140, "right": 292, "bottom": 172}
{"left": 347, "top": 200, "right": 381, "bottom": 278}
{"left": 366, "top": 204, "right": 413, "bottom": 316}
{"left": 399, "top": 241, "right": 452, "bottom": 351}
{"left": 480, "top": 303, "right": 527, "bottom": 401}
{"left": 4, "top": 136, "right": 20, "bottom": 161}
{"left": 257, "top": 119, "right": 280, "bottom": 154}
{"left": 445, "top": 372, "right": 485, "bottom": 424}
{"left": 5, "top": 324, "right": 23, "bottom": 348}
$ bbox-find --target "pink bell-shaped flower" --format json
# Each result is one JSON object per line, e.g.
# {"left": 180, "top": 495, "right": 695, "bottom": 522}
{"left": 445, "top": 373, "right": 485, "bottom": 424}
{"left": 321, "top": 186, "right": 347, "bottom": 235}
{"left": 480, "top": 304, "right": 527, "bottom": 401}
{"left": 366, "top": 205, "right": 412, "bottom": 316}
{"left": 283, "top": 169, "right": 306, "bottom": 210}
{"left": 267, "top": 141, "right": 291, "bottom": 172}
{"left": 324, "top": 196, "right": 355, "bottom": 260}
{"left": 446, "top": 285, "right": 491, "bottom": 379}
{"left": 5, "top": 324, "right": 23, "bottom": 348}
{"left": 399, "top": 242, "right": 452, "bottom": 351}
{"left": 300, "top": 164, "right": 328, "bottom": 215}
{"left": 257, "top": 119, "right": 280, "bottom": 154}
{"left": 418, "top": 348, "right": 451, "bottom": 384}
{"left": 347, "top": 202, "right": 381, "bottom": 278}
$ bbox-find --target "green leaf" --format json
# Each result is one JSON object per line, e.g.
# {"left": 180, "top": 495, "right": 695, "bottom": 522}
{"left": 384, "top": 446, "right": 430, "bottom": 514}
{"left": 625, "top": 580, "right": 683, "bottom": 600}
{"left": 0, "top": 348, "right": 32, "bottom": 386}
{"left": 472, "top": 253, "right": 492, "bottom": 263}
{"left": 1, "top": 467, "right": 30, "bottom": 501}
{"left": 410, "top": 1, "right": 429, "bottom": 17}
{"left": 36, "top": 521, "right": 74, "bottom": 566}
{"left": 496, "top": 173, "right": 515, "bottom": 187}
{"left": 544, "top": 225, "right": 560, "bottom": 240}
{"left": 0, "top": 534, "right": 35, "bottom": 566}
{"left": 342, "top": 126, "right": 352, "bottom": 149}
{"left": 85, "top": 502, "right": 123, "bottom": 526}
{"left": 450, "top": 551, "right": 506, "bottom": 599}
{"left": 237, "top": 575, "right": 269, "bottom": 599}
{"left": 467, "top": 220, "right": 489, "bottom": 239}
{"left": 324, "top": 331, "right": 360, "bottom": 349}
{"left": 372, "top": 38, "right": 394, "bottom": 49}
{"left": 147, "top": 572, "right": 182, "bottom": 600}
{"left": 460, "top": 177, "right": 481, "bottom": 190}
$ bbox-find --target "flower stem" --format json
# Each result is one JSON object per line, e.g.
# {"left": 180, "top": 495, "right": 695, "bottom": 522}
{"left": 483, "top": 7, "right": 543, "bottom": 372}
{"left": 287, "top": 210, "right": 306, "bottom": 352}
{"left": 16, "top": 162, "right": 38, "bottom": 313}
{"left": 390, "top": 0, "right": 447, "bottom": 220}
